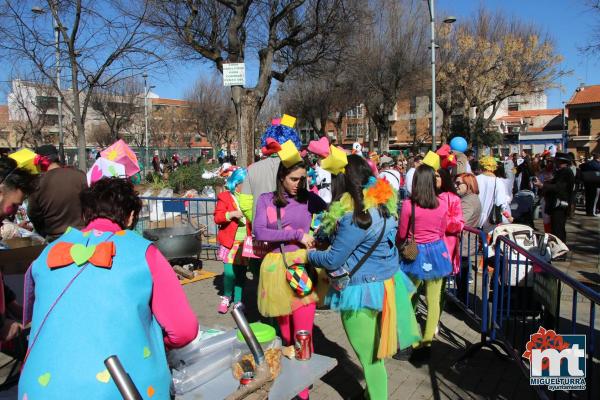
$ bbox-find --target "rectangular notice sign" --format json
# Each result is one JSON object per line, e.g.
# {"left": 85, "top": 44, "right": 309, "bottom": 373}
{"left": 223, "top": 63, "right": 245, "bottom": 86}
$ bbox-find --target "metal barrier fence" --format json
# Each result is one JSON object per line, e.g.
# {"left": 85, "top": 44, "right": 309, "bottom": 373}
{"left": 135, "top": 196, "right": 219, "bottom": 255}
{"left": 448, "top": 227, "right": 600, "bottom": 400}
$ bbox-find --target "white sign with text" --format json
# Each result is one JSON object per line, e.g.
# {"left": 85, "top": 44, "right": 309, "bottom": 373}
{"left": 223, "top": 63, "right": 245, "bottom": 86}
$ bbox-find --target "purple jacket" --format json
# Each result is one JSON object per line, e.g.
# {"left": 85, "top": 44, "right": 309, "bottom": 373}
{"left": 254, "top": 191, "right": 326, "bottom": 253}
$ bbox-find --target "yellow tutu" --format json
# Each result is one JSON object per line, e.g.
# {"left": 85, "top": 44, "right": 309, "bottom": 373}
{"left": 257, "top": 249, "right": 319, "bottom": 317}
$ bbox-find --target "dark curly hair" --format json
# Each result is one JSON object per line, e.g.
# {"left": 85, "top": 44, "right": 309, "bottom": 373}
{"left": 0, "top": 157, "right": 37, "bottom": 194}
{"left": 80, "top": 178, "right": 142, "bottom": 229}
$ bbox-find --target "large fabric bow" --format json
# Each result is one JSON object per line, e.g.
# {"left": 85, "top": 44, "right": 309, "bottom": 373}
{"left": 47, "top": 242, "right": 116, "bottom": 269}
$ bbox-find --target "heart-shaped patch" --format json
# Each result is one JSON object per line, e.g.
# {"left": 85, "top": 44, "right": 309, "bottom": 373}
{"left": 422, "top": 263, "right": 433, "bottom": 272}
{"left": 308, "top": 137, "right": 330, "bottom": 158}
{"left": 266, "top": 207, "right": 277, "bottom": 224}
{"left": 108, "top": 165, "right": 118, "bottom": 177}
{"left": 147, "top": 385, "right": 155, "bottom": 398}
{"left": 96, "top": 369, "right": 110, "bottom": 383}
{"left": 143, "top": 346, "right": 151, "bottom": 359}
{"left": 70, "top": 244, "right": 97, "bottom": 266}
{"left": 38, "top": 372, "right": 51, "bottom": 387}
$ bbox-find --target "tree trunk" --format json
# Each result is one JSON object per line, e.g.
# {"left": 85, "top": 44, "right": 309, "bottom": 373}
{"left": 69, "top": 60, "right": 87, "bottom": 171}
{"left": 441, "top": 109, "right": 451, "bottom": 144}
{"left": 368, "top": 120, "right": 375, "bottom": 153}
{"left": 333, "top": 113, "right": 344, "bottom": 146}
{"left": 233, "top": 89, "right": 261, "bottom": 167}
{"left": 373, "top": 115, "right": 390, "bottom": 153}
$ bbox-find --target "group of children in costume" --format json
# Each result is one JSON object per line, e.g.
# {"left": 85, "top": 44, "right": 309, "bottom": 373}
{"left": 214, "top": 119, "right": 464, "bottom": 399}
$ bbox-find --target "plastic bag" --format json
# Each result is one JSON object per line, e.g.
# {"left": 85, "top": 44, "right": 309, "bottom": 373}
{"left": 231, "top": 336, "right": 282, "bottom": 380}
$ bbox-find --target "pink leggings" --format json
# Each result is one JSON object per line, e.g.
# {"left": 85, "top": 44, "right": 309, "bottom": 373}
{"left": 276, "top": 302, "right": 316, "bottom": 400}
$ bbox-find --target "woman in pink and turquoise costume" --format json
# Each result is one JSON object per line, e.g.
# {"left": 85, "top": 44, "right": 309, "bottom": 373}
{"left": 19, "top": 178, "right": 198, "bottom": 400}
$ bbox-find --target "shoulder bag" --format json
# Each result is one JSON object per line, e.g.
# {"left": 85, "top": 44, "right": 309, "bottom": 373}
{"left": 487, "top": 178, "right": 503, "bottom": 225}
{"left": 399, "top": 201, "right": 419, "bottom": 262}
{"left": 277, "top": 207, "right": 315, "bottom": 297}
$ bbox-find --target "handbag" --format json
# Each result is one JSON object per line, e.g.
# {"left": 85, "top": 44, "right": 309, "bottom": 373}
{"left": 399, "top": 201, "right": 419, "bottom": 262}
{"left": 487, "top": 178, "right": 503, "bottom": 225}
{"left": 241, "top": 236, "right": 270, "bottom": 259}
{"left": 277, "top": 207, "right": 314, "bottom": 297}
{"left": 328, "top": 218, "right": 387, "bottom": 291}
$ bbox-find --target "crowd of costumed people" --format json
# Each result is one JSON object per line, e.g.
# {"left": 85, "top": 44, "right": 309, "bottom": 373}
{"left": 0, "top": 111, "right": 581, "bottom": 399}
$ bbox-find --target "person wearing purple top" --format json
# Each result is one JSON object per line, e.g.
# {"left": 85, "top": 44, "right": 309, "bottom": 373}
{"left": 254, "top": 159, "right": 326, "bottom": 400}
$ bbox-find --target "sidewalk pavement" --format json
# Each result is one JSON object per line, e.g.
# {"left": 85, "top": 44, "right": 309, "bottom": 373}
{"left": 185, "top": 260, "right": 535, "bottom": 400}
{"left": 544, "top": 211, "right": 600, "bottom": 291}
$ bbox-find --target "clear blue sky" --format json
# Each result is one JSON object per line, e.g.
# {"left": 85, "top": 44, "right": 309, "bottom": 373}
{"left": 147, "top": 0, "right": 599, "bottom": 110}
{"left": 2, "top": 0, "right": 597, "bottom": 109}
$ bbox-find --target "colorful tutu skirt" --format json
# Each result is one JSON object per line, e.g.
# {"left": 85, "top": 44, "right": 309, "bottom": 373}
{"left": 257, "top": 249, "right": 318, "bottom": 317}
{"left": 327, "top": 270, "right": 421, "bottom": 357}
{"left": 400, "top": 240, "right": 452, "bottom": 280}
{"left": 218, "top": 241, "right": 247, "bottom": 265}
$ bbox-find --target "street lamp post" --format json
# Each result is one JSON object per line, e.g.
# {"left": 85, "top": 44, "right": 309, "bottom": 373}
{"left": 426, "top": 0, "right": 455, "bottom": 151}
{"left": 32, "top": 3, "right": 65, "bottom": 163}
{"left": 143, "top": 73, "right": 150, "bottom": 176}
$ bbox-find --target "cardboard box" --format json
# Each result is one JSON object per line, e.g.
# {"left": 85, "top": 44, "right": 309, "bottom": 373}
{"left": 0, "top": 237, "right": 47, "bottom": 275}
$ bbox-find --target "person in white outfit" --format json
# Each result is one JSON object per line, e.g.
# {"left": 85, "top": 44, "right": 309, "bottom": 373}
{"left": 378, "top": 156, "right": 402, "bottom": 191}
{"left": 314, "top": 163, "right": 332, "bottom": 203}
{"left": 405, "top": 155, "right": 422, "bottom": 195}
{"left": 476, "top": 156, "right": 512, "bottom": 232}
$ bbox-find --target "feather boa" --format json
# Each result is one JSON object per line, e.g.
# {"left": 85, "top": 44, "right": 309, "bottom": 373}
{"left": 320, "top": 178, "right": 398, "bottom": 236}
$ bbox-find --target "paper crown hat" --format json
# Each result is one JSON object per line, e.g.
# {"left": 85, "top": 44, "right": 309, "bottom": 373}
{"left": 9, "top": 148, "right": 39, "bottom": 174}
{"left": 321, "top": 145, "right": 348, "bottom": 175}
{"left": 277, "top": 140, "right": 303, "bottom": 168}
{"left": 307, "top": 137, "right": 330, "bottom": 158}
{"left": 422, "top": 151, "right": 441, "bottom": 171}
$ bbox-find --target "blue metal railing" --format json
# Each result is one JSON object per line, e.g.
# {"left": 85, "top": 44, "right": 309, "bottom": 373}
{"left": 135, "top": 196, "right": 218, "bottom": 254}
{"left": 449, "top": 227, "right": 599, "bottom": 399}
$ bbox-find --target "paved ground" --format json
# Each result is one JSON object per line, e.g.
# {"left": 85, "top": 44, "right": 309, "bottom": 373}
{"left": 1, "top": 213, "right": 595, "bottom": 399}
{"left": 550, "top": 211, "right": 600, "bottom": 291}
{"left": 185, "top": 259, "right": 536, "bottom": 400}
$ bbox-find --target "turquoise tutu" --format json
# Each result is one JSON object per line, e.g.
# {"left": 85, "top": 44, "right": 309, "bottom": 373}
{"left": 400, "top": 240, "right": 452, "bottom": 280}
{"left": 325, "top": 269, "right": 416, "bottom": 311}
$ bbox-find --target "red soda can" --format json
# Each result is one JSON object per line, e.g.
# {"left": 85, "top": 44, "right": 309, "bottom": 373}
{"left": 294, "top": 330, "right": 312, "bottom": 360}
{"left": 240, "top": 371, "right": 254, "bottom": 386}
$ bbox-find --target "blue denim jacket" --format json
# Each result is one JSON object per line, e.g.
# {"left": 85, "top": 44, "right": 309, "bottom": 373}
{"left": 308, "top": 208, "right": 399, "bottom": 285}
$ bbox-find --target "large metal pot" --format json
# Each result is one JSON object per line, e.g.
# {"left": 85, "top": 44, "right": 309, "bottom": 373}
{"left": 143, "top": 225, "right": 202, "bottom": 259}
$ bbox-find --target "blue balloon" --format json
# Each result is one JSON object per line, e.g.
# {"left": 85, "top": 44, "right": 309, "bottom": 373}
{"left": 450, "top": 136, "right": 468, "bottom": 153}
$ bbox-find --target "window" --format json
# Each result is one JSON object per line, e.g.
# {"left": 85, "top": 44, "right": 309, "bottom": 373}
{"left": 36, "top": 96, "right": 58, "bottom": 109}
{"left": 346, "top": 105, "right": 364, "bottom": 119}
{"left": 346, "top": 124, "right": 363, "bottom": 139}
{"left": 409, "top": 120, "right": 416, "bottom": 136}
{"left": 578, "top": 117, "right": 590, "bottom": 136}
{"left": 508, "top": 102, "right": 519, "bottom": 112}
{"left": 410, "top": 97, "right": 417, "bottom": 114}
{"left": 40, "top": 114, "right": 58, "bottom": 126}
